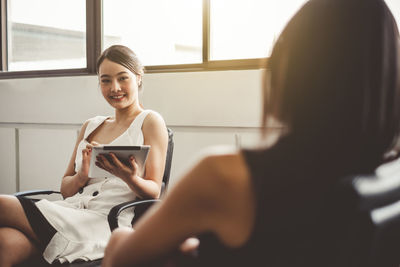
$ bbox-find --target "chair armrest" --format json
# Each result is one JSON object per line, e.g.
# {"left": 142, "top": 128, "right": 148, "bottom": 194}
{"left": 108, "top": 199, "right": 161, "bottom": 231}
{"left": 14, "top": 190, "right": 61, "bottom": 197}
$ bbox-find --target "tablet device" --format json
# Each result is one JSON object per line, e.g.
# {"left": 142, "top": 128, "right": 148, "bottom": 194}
{"left": 88, "top": 145, "right": 150, "bottom": 178}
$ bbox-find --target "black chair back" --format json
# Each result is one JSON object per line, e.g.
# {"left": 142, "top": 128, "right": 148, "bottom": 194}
{"left": 129, "top": 128, "right": 173, "bottom": 225}
{"left": 328, "top": 162, "right": 400, "bottom": 267}
{"left": 161, "top": 128, "right": 174, "bottom": 195}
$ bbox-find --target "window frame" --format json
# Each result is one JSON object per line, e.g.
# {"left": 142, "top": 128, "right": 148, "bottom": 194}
{"left": 0, "top": 0, "right": 102, "bottom": 79}
{"left": 144, "top": 0, "right": 267, "bottom": 73}
{"left": 0, "top": 0, "right": 266, "bottom": 79}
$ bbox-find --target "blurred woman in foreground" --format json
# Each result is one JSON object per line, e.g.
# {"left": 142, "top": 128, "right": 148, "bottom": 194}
{"left": 103, "top": 0, "right": 400, "bottom": 266}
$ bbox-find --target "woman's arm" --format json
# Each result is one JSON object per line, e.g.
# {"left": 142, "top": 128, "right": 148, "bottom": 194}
{"left": 102, "top": 151, "right": 255, "bottom": 267}
{"left": 96, "top": 112, "right": 168, "bottom": 199}
{"left": 129, "top": 111, "right": 168, "bottom": 198}
{"left": 60, "top": 120, "right": 91, "bottom": 198}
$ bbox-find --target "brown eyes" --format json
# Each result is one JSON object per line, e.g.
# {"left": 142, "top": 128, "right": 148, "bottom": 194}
{"left": 100, "top": 77, "right": 129, "bottom": 84}
{"left": 119, "top": 76, "right": 129, "bottom": 81}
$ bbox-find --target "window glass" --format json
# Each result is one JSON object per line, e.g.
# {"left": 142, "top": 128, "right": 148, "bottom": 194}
{"left": 209, "top": 0, "right": 306, "bottom": 60}
{"left": 7, "top": 0, "right": 86, "bottom": 71}
{"left": 103, "top": 0, "right": 202, "bottom": 66}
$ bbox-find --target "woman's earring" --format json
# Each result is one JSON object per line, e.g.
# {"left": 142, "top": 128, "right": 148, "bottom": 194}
{"left": 138, "top": 77, "right": 142, "bottom": 88}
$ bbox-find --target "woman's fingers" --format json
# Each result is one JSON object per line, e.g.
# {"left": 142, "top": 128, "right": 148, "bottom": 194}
{"left": 129, "top": 156, "right": 139, "bottom": 176}
{"left": 95, "top": 153, "right": 140, "bottom": 179}
{"left": 129, "top": 156, "right": 135, "bottom": 166}
{"left": 179, "top": 237, "right": 200, "bottom": 254}
{"left": 95, "top": 153, "right": 138, "bottom": 179}
{"left": 80, "top": 148, "right": 92, "bottom": 175}
{"left": 95, "top": 160, "right": 107, "bottom": 171}
{"left": 77, "top": 148, "right": 92, "bottom": 182}
{"left": 129, "top": 156, "right": 138, "bottom": 169}
{"left": 96, "top": 154, "right": 114, "bottom": 173}
{"left": 82, "top": 147, "right": 92, "bottom": 160}
{"left": 86, "top": 144, "right": 93, "bottom": 150}
{"left": 108, "top": 153, "right": 125, "bottom": 169}
{"left": 86, "top": 141, "right": 101, "bottom": 149}
{"left": 91, "top": 141, "right": 101, "bottom": 146}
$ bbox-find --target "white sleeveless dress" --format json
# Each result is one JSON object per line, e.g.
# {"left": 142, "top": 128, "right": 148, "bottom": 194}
{"left": 35, "top": 110, "right": 152, "bottom": 263}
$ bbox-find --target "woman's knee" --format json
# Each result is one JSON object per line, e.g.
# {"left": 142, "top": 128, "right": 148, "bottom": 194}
{"left": 0, "top": 195, "right": 38, "bottom": 242}
{"left": 0, "top": 227, "right": 39, "bottom": 266}
{"left": 0, "top": 195, "right": 23, "bottom": 225}
{"left": 0, "top": 228, "right": 20, "bottom": 264}
{"left": 0, "top": 228, "right": 15, "bottom": 253}
{"left": 0, "top": 195, "right": 15, "bottom": 224}
{"left": 0, "top": 194, "right": 10, "bottom": 209}
{"left": 0, "top": 232, "right": 10, "bottom": 266}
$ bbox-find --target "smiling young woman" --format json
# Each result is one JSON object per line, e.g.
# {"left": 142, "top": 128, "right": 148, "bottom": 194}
{"left": 0, "top": 45, "right": 168, "bottom": 266}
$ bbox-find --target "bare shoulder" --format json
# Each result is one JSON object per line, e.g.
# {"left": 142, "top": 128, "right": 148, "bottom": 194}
{"left": 141, "top": 111, "right": 167, "bottom": 147}
{"left": 141, "top": 111, "right": 166, "bottom": 141}
{"left": 142, "top": 111, "right": 166, "bottom": 131}
{"left": 154, "top": 149, "right": 254, "bottom": 247}
{"left": 198, "top": 149, "right": 250, "bottom": 190}
{"left": 165, "top": 149, "right": 249, "bottom": 208}
{"left": 203, "top": 151, "right": 252, "bottom": 207}
{"left": 180, "top": 148, "right": 253, "bottom": 212}
{"left": 197, "top": 151, "right": 255, "bottom": 246}
{"left": 81, "top": 119, "right": 91, "bottom": 132}
{"left": 76, "top": 119, "right": 91, "bottom": 142}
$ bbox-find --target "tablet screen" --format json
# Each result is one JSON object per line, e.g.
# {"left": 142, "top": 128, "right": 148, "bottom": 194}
{"left": 88, "top": 145, "right": 150, "bottom": 178}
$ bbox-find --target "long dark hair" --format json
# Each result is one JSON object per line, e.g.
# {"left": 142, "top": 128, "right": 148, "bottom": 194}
{"left": 263, "top": 0, "right": 400, "bottom": 169}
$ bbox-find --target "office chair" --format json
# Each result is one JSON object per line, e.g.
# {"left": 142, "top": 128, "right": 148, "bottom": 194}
{"left": 326, "top": 162, "right": 400, "bottom": 267}
{"left": 14, "top": 128, "right": 174, "bottom": 267}
{"left": 108, "top": 127, "right": 174, "bottom": 230}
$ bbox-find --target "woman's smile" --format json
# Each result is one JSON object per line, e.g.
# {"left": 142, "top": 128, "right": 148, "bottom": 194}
{"left": 110, "top": 94, "right": 126, "bottom": 101}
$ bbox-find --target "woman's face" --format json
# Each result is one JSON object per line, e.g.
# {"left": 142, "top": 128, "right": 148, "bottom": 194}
{"left": 98, "top": 58, "right": 142, "bottom": 110}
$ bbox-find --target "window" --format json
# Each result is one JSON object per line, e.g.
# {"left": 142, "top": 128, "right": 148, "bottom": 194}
{"left": 209, "top": 0, "right": 305, "bottom": 60}
{"left": 1, "top": 0, "right": 88, "bottom": 74}
{"left": 103, "top": 0, "right": 203, "bottom": 66}
{"left": 0, "top": 0, "right": 307, "bottom": 76}
{"left": 1, "top": 0, "right": 399, "bottom": 77}
{"left": 0, "top": 0, "right": 100, "bottom": 78}
{"left": 7, "top": 0, "right": 86, "bottom": 71}
{"left": 102, "top": 0, "right": 306, "bottom": 70}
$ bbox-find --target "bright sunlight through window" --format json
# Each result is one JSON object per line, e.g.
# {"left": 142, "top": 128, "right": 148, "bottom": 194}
{"left": 7, "top": 0, "right": 86, "bottom": 71}
{"left": 103, "top": 0, "right": 203, "bottom": 66}
{"left": 210, "top": 0, "right": 306, "bottom": 60}
{"left": 4, "top": 0, "right": 400, "bottom": 72}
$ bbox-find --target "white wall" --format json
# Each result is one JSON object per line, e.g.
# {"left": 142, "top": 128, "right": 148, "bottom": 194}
{"left": 0, "top": 128, "right": 16, "bottom": 194}
{"left": 0, "top": 70, "right": 264, "bottom": 193}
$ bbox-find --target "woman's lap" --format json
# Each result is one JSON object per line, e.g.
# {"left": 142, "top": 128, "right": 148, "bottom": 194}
{"left": 16, "top": 196, "right": 57, "bottom": 251}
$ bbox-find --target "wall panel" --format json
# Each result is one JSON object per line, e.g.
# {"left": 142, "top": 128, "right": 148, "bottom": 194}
{"left": 0, "top": 128, "right": 16, "bottom": 194}
{"left": 0, "top": 69, "right": 265, "bottom": 191}
{"left": 169, "top": 127, "right": 237, "bottom": 187}
{"left": 19, "top": 128, "right": 77, "bottom": 191}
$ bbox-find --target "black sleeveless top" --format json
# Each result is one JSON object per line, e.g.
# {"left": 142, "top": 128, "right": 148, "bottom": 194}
{"left": 194, "top": 136, "right": 364, "bottom": 267}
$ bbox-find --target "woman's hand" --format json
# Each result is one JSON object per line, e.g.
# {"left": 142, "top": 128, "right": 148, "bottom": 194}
{"left": 77, "top": 141, "right": 100, "bottom": 184}
{"left": 95, "top": 152, "right": 141, "bottom": 183}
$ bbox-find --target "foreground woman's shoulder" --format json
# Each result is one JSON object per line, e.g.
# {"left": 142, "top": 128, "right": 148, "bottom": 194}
{"left": 196, "top": 149, "right": 251, "bottom": 195}
{"left": 194, "top": 151, "right": 255, "bottom": 246}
